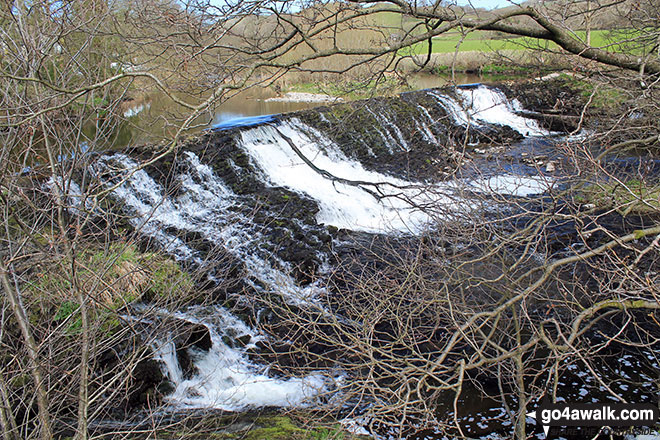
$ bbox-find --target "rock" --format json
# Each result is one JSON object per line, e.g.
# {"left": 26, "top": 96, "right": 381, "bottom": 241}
{"left": 221, "top": 329, "right": 252, "bottom": 349}
{"left": 157, "top": 380, "right": 176, "bottom": 396}
{"left": 128, "top": 357, "right": 167, "bottom": 408}
{"left": 173, "top": 320, "right": 213, "bottom": 352}
{"left": 236, "top": 335, "right": 252, "bottom": 347}
{"left": 545, "top": 161, "right": 556, "bottom": 172}
{"left": 96, "top": 334, "right": 174, "bottom": 412}
{"left": 170, "top": 319, "right": 213, "bottom": 378}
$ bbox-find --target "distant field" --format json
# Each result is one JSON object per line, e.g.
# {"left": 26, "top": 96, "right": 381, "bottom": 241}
{"left": 401, "top": 29, "right": 642, "bottom": 55}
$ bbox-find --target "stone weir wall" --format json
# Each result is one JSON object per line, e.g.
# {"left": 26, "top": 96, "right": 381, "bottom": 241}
{"left": 190, "top": 79, "right": 581, "bottom": 181}
{"left": 202, "top": 85, "right": 524, "bottom": 182}
{"left": 79, "top": 79, "right": 589, "bottom": 417}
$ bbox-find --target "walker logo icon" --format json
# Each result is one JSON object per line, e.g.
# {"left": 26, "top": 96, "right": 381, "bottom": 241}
{"left": 527, "top": 400, "right": 659, "bottom": 438}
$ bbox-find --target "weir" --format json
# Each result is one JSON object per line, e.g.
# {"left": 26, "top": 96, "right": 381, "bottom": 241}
{"left": 76, "top": 83, "right": 660, "bottom": 440}
{"left": 88, "top": 85, "right": 560, "bottom": 413}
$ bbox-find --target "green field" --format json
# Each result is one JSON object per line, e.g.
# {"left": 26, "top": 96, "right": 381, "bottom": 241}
{"left": 402, "top": 29, "right": 644, "bottom": 55}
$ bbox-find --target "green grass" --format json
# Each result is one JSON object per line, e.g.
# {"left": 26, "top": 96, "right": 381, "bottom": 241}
{"left": 564, "top": 75, "right": 627, "bottom": 109}
{"left": 165, "top": 415, "right": 357, "bottom": 440}
{"left": 402, "top": 29, "right": 647, "bottom": 55}
{"left": 26, "top": 242, "right": 193, "bottom": 333}
{"left": 581, "top": 179, "right": 660, "bottom": 215}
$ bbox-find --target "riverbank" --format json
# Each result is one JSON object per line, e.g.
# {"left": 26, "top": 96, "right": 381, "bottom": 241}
{"left": 86, "top": 409, "right": 369, "bottom": 440}
{"left": 8, "top": 75, "right": 659, "bottom": 439}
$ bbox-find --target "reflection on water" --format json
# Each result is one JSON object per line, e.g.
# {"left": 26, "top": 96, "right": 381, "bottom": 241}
{"left": 407, "top": 72, "right": 481, "bottom": 90}
{"left": 116, "top": 72, "right": 484, "bottom": 149}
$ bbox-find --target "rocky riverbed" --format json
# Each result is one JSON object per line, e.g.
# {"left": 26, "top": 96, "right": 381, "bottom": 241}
{"left": 55, "top": 76, "right": 660, "bottom": 439}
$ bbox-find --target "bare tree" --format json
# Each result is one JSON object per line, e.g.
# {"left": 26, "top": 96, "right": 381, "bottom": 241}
{"left": 1, "top": 0, "right": 659, "bottom": 438}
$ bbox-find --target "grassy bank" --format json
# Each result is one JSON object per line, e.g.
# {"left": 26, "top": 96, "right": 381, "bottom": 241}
{"left": 283, "top": 77, "right": 408, "bottom": 99}
{"left": 281, "top": 63, "right": 537, "bottom": 99}
{"left": 153, "top": 411, "right": 366, "bottom": 440}
{"left": 402, "top": 29, "right": 645, "bottom": 55}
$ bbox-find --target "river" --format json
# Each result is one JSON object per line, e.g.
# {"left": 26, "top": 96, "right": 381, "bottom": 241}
{"left": 85, "top": 77, "right": 659, "bottom": 439}
{"left": 115, "top": 72, "right": 483, "bottom": 148}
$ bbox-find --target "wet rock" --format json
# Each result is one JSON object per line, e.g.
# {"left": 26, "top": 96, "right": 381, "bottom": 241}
{"left": 131, "top": 358, "right": 166, "bottom": 402}
{"left": 173, "top": 320, "right": 213, "bottom": 352}
{"left": 94, "top": 332, "right": 173, "bottom": 413}
{"left": 170, "top": 319, "right": 213, "bottom": 378}
{"left": 221, "top": 328, "right": 252, "bottom": 349}
{"left": 156, "top": 379, "right": 176, "bottom": 396}
{"left": 499, "top": 78, "right": 586, "bottom": 131}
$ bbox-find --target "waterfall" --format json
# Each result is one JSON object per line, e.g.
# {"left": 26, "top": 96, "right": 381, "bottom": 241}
{"left": 237, "top": 118, "right": 445, "bottom": 233}
{"left": 90, "top": 84, "right": 557, "bottom": 413}
{"left": 427, "top": 90, "right": 474, "bottom": 127}
{"left": 426, "top": 86, "right": 549, "bottom": 137}
{"left": 46, "top": 176, "right": 88, "bottom": 215}
{"left": 414, "top": 104, "right": 438, "bottom": 144}
{"left": 236, "top": 118, "right": 552, "bottom": 234}
{"left": 95, "top": 152, "right": 326, "bottom": 306}
{"left": 364, "top": 106, "right": 399, "bottom": 153}
{"left": 148, "top": 306, "right": 328, "bottom": 410}
{"left": 456, "top": 86, "right": 549, "bottom": 136}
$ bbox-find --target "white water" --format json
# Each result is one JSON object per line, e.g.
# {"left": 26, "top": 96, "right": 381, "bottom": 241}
{"left": 238, "top": 119, "right": 446, "bottom": 233}
{"left": 95, "top": 85, "right": 556, "bottom": 413}
{"left": 123, "top": 103, "right": 150, "bottom": 118}
{"left": 45, "top": 176, "right": 93, "bottom": 215}
{"left": 415, "top": 104, "right": 438, "bottom": 144}
{"left": 151, "top": 306, "right": 327, "bottom": 410}
{"left": 94, "top": 151, "right": 338, "bottom": 410}
{"left": 379, "top": 110, "right": 410, "bottom": 151}
{"left": 428, "top": 90, "right": 474, "bottom": 127}
{"left": 237, "top": 118, "right": 551, "bottom": 234}
{"left": 456, "top": 86, "right": 549, "bottom": 136}
{"left": 470, "top": 174, "right": 553, "bottom": 197}
{"left": 95, "top": 152, "right": 326, "bottom": 307}
{"left": 427, "top": 86, "right": 549, "bottom": 136}
{"left": 365, "top": 107, "right": 399, "bottom": 153}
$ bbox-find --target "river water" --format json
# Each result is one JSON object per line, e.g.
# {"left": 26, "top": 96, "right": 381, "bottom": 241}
{"left": 86, "top": 78, "right": 659, "bottom": 439}
{"left": 116, "top": 73, "right": 482, "bottom": 148}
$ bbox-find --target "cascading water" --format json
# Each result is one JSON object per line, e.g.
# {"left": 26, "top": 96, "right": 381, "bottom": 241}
{"left": 93, "top": 84, "right": 558, "bottom": 415}
{"left": 149, "top": 306, "right": 328, "bottom": 410}
{"left": 455, "top": 85, "right": 549, "bottom": 136}
{"left": 427, "top": 90, "right": 474, "bottom": 127}
{"left": 426, "top": 86, "right": 550, "bottom": 137}
{"left": 96, "top": 152, "right": 326, "bottom": 306}
{"left": 237, "top": 118, "right": 444, "bottom": 233}
{"left": 236, "top": 117, "right": 551, "bottom": 234}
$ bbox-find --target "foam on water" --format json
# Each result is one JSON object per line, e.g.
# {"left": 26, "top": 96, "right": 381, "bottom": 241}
{"left": 95, "top": 152, "right": 325, "bottom": 306}
{"left": 93, "top": 89, "right": 558, "bottom": 413}
{"left": 470, "top": 174, "right": 553, "bottom": 197}
{"left": 237, "top": 118, "right": 446, "bottom": 233}
{"left": 456, "top": 86, "right": 549, "bottom": 136}
{"left": 151, "top": 306, "right": 327, "bottom": 410}
{"left": 237, "top": 118, "right": 552, "bottom": 234}
{"left": 428, "top": 90, "right": 474, "bottom": 126}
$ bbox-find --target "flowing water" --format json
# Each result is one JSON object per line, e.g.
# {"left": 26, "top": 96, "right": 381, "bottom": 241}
{"left": 86, "top": 84, "right": 658, "bottom": 438}
{"left": 115, "top": 72, "right": 483, "bottom": 149}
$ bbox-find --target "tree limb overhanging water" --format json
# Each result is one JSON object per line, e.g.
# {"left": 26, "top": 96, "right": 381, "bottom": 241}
{"left": 2, "top": 0, "right": 660, "bottom": 438}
